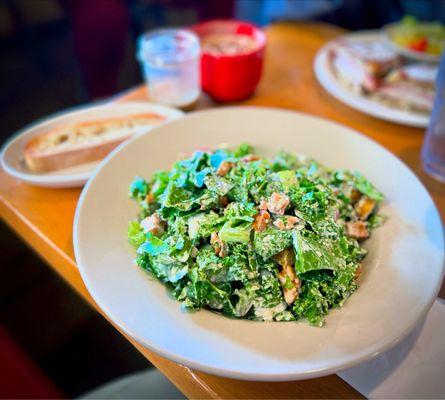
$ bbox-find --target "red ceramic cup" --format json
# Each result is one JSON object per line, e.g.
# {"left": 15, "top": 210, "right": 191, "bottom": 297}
{"left": 191, "top": 20, "right": 266, "bottom": 102}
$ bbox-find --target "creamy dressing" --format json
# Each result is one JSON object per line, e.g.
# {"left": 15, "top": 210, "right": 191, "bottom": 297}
{"left": 254, "top": 302, "right": 287, "bottom": 321}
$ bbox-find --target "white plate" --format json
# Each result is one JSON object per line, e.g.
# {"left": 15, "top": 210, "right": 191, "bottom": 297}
{"left": 382, "top": 23, "right": 441, "bottom": 63}
{"left": 74, "top": 108, "right": 444, "bottom": 381}
{"left": 314, "top": 31, "right": 430, "bottom": 128}
{"left": 0, "top": 102, "right": 184, "bottom": 188}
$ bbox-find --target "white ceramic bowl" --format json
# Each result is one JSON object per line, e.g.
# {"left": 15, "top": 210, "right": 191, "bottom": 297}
{"left": 74, "top": 107, "right": 444, "bottom": 381}
{"left": 382, "top": 23, "right": 441, "bottom": 63}
{"left": 1, "top": 102, "right": 183, "bottom": 188}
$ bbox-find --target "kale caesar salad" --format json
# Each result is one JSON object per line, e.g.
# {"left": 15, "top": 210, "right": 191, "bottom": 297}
{"left": 127, "top": 144, "right": 384, "bottom": 326}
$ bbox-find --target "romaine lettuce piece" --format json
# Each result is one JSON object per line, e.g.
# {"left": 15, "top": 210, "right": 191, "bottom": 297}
{"left": 196, "top": 246, "right": 226, "bottom": 283}
{"left": 188, "top": 211, "right": 222, "bottom": 240}
{"left": 275, "top": 170, "right": 299, "bottom": 193}
{"left": 127, "top": 220, "right": 146, "bottom": 248}
{"left": 158, "top": 182, "right": 195, "bottom": 217}
{"left": 233, "top": 287, "right": 256, "bottom": 317}
{"left": 204, "top": 174, "right": 233, "bottom": 196}
{"left": 233, "top": 143, "right": 253, "bottom": 158}
{"left": 210, "top": 149, "right": 228, "bottom": 169}
{"left": 129, "top": 176, "right": 149, "bottom": 200}
{"left": 253, "top": 227, "right": 292, "bottom": 260}
{"left": 219, "top": 218, "right": 252, "bottom": 243}
{"left": 292, "top": 231, "right": 346, "bottom": 274}
{"left": 223, "top": 243, "right": 257, "bottom": 282}
{"left": 137, "top": 233, "right": 168, "bottom": 256}
{"left": 223, "top": 202, "right": 257, "bottom": 219}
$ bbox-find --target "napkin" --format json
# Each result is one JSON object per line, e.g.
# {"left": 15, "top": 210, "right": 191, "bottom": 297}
{"left": 338, "top": 298, "right": 445, "bottom": 399}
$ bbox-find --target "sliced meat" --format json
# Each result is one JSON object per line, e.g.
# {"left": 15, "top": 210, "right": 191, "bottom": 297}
{"left": 259, "top": 198, "right": 268, "bottom": 211}
{"left": 273, "top": 219, "right": 285, "bottom": 230}
{"left": 354, "top": 263, "right": 363, "bottom": 281}
{"left": 385, "top": 63, "right": 437, "bottom": 91}
{"left": 190, "top": 246, "right": 199, "bottom": 259}
{"left": 273, "top": 248, "right": 295, "bottom": 267}
{"left": 273, "top": 216, "right": 299, "bottom": 230}
{"left": 355, "top": 196, "right": 376, "bottom": 220}
{"left": 145, "top": 192, "right": 155, "bottom": 204}
{"left": 346, "top": 221, "right": 369, "bottom": 241}
{"left": 267, "top": 192, "right": 290, "bottom": 215}
{"left": 140, "top": 212, "right": 166, "bottom": 236}
{"left": 241, "top": 155, "right": 260, "bottom": 162}
{"left": 216, "top": 161, "right": 234, "bottom": 177}
{"left": 274, "top": 249, "right": 299, "bottom": 305}
{"left": 374, "top": 82, "right": 434, "bottom": 113}
{"left": 348, "top": 188, "right": 362, "bottom": 204}
{"left": 253, "top": 210, "right": 271, "bottom": 232}
{"left": 277, "top": 264, "right": 300, "bottom": 305}
{"left": 333, "top": 39, "right": 400, "bottom": 74}
{"left": 219, "top": 195, "right": 229, "bottom": 207}
{"left": 330, "top": 39, "right": 401, "bottom": 93}
{"left": 332, "top": 48, "right": 379, "bottom": 92}
{"left": 210, "top": 232, "right": 227, "bottom": 258}
{"left": 285, "top": 216, "right": 299, "bottom": 230}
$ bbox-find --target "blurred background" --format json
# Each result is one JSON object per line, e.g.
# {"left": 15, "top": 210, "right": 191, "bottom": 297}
{"left": 0, "top": 0, "right": 444, "bottom": 398}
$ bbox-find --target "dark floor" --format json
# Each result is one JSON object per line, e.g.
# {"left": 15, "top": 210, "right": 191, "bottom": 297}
{"left": 0, "top": 220, "right": 151, "bottom": 397}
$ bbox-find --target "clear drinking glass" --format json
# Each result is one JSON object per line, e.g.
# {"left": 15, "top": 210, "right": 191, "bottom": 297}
{"left": 137, "top": 29, "right": 200, "bottom": 108}
{"left": 422, "top": 54, "right": 445, "bottom": 182}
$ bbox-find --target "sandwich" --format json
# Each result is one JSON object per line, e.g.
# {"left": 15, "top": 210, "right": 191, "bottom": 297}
{"left": 329, "top": 39, "right": 402, "bottom": 92}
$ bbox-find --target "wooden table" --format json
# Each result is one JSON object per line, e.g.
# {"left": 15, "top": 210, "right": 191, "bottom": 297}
{"left": 1, "top": 22, "right": 444, "bottom": 399}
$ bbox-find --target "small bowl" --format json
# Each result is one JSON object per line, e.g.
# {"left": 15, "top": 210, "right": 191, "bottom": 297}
{"left": 382, "top": 23, "right": 441, "bottom": 63}
{"left": 191, "top": 20, "right": 266, "bottom": 102}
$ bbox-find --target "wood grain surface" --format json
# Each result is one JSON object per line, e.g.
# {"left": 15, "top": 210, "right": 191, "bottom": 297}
{"left": 1, "top": 22, "right": 443, "bottom": 399}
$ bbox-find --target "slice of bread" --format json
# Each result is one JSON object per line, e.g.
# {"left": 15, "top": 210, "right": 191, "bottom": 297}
{"left": 24, "top": 113, "right": 165, "bottom": 173}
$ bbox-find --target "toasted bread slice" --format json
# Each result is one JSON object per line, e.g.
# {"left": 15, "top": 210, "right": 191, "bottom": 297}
{"left": 24, "top": 113, "right": 165, "bottom": 173}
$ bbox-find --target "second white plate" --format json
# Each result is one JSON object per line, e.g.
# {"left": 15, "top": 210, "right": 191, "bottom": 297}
{"left": 314, "top": 31, "right": 430, "bottom": 128}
